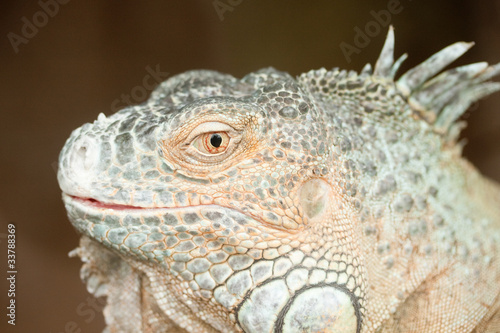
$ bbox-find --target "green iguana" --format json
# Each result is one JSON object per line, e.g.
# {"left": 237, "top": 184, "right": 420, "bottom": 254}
{"left": 58, "top": 27, "right": 500, "bottom": 332}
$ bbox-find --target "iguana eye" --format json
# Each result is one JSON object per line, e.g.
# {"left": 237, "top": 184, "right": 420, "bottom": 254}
{"left": 159, "top": 111, "right": 264, "bottom": 175}
{"left": 181, "top": 121, "right": 239, "bottom": 159}
{"left": 192, "top": 132, "right": 230, "bottom": 155}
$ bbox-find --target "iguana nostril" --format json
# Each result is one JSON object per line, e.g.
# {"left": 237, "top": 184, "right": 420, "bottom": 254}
{"left": 71, "top": 138, "right": 98, "bottom": 172}
{"left": 76, "top": 145, "right": 87, "bottom": 161}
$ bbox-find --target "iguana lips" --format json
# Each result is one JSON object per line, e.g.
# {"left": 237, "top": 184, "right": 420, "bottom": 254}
{"left": 68, "top": 195, "right": 148, "bottom": 210}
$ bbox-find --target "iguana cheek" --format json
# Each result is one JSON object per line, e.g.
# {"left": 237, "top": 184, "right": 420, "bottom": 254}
{"left": 237, "top": 281, "right": 358, "bottom": 333}
{"left": 281, "top": 286, "right": 358, "bottom": 332}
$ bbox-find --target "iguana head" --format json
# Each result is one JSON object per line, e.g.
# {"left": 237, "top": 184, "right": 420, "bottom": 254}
{"left": 59, "top": 66, "right": 363, "bottom": 331}
{"left": 58, "top": 27, "right": 500, "bottom": 332}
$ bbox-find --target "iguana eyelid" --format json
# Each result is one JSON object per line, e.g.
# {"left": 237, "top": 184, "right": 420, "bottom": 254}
{"left": 179, "top": 121, "right": 243, "bottom": 161}
{"left": 184, "top": 121, "right": 239, "bottom": 145}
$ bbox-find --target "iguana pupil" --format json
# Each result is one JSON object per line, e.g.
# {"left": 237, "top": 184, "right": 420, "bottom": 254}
{"left": 210, "top": 133, "right": 222, "bottom": 148}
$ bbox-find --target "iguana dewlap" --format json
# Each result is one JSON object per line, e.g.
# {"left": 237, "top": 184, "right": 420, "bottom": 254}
{"left": 58, "top": 27, "right": 500, "bottom": 332}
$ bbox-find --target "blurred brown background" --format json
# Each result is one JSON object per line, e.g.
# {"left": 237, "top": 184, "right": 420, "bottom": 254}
{"left": 1, "top": 1, "right": 499, "bottom": 332}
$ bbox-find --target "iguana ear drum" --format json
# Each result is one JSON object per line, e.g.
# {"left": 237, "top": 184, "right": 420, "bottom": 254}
{"left": 236, "top": 280, "right": 361, "bottom": 333}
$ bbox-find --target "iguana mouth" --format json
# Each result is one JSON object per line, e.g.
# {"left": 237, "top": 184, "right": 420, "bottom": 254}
{"left": 62, "top": 192, "right": 289, "bottom": 265}
{"left": 68, "top": 195, "right": 149, "bottom": 210}
{"left": 62, "top": 193, "right": 296, "bottom": 233}
{"left": 63, "top": 192, "right": 216, "bottom": 212}
{"left": 62, "top": 192, "right": 272, "bottom": 230}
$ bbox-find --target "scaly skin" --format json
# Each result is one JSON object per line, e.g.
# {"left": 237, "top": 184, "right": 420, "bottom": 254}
{"left": 58, "top": 28, "right": 500, "bottom": 332}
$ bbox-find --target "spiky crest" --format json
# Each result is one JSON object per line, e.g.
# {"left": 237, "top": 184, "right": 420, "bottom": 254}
{"left": 373, "top": 26, "right": 500, "bottom": 140}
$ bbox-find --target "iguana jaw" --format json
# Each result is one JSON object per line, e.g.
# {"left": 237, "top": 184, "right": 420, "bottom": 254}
{"left": 62, "top": 193, "right": 291, "bottom": 230}
{"left": 62, "top": 192, "right": 308, "bottom": 236}
{"left": 63, "top": 192, "right": 363, "bottom": 333}
{"left": 61, "top": 192, "right": 296, "bottom": 259}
